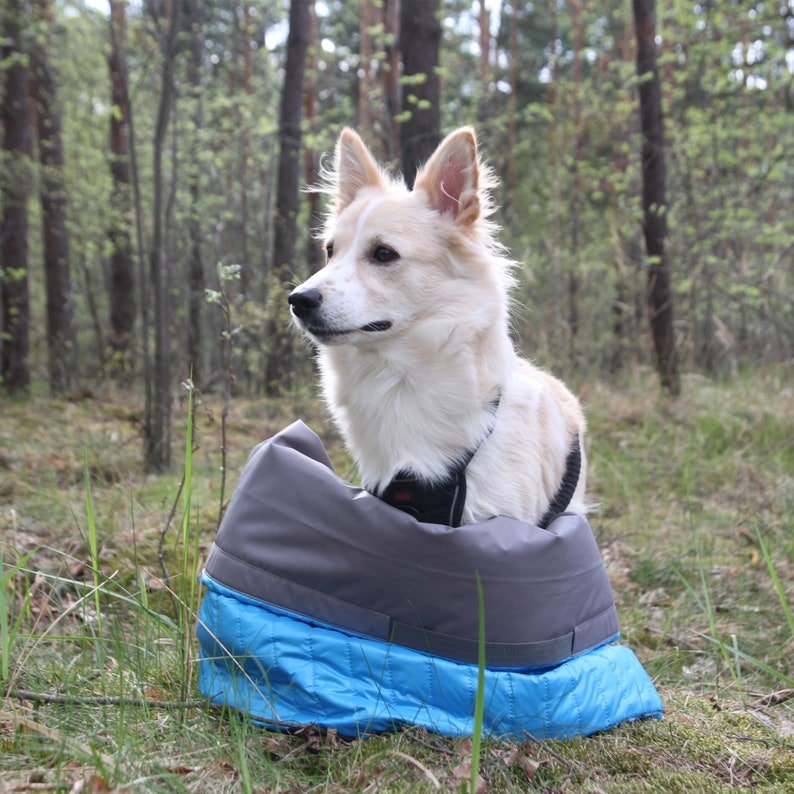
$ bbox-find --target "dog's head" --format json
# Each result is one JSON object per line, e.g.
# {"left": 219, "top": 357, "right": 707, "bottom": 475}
{"left": 289, "top": 126, "right": 513, "bottom": 347}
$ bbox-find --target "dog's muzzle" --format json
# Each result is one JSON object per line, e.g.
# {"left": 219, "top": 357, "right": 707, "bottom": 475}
{"left": 288, "top": 287, "right": 393, "bottom": 340}
{"left": 288, "top": 288, "right": 323, "bottom": 321}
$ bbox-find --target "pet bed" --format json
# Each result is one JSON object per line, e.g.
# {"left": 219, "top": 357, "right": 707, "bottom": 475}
{"left": 197, "top": 421, "right": 663, "bottom": 738}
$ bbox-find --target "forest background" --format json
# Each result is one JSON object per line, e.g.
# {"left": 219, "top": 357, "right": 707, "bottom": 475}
{"left": 1, "top": 0, "right": 791, "bottom": 447}
{"left": 1, "top": 0, "right": 793, "bottom": 791}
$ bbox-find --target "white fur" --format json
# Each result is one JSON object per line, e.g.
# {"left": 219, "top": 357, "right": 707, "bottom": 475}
{"left": 290, "top": 127, "right": 587, "bottom": 525}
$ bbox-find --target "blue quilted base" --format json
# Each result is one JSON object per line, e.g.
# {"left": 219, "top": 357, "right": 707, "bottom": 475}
{"left": 197, "top": 575, "right": 662, "bottom": 739}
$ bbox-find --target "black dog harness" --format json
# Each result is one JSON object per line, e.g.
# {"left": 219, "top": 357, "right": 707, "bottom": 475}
{"left": 374, "top": 395, "right": 581, "bottom": 528}
{"left": 537, "top": 438, "right": 581, "bottom": 529}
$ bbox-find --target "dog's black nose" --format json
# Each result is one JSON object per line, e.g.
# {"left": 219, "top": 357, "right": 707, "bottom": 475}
{"left": 288, "top": 288, "right": 323, "bottom": 319}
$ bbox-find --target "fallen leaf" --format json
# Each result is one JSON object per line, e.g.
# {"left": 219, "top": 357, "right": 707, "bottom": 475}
{"left": 500, "top": 745, "right": 545, "bottom": 782}
{"left": 452, "top": 738, "right": 486, "bottom": 793}
{"left": 69, "top": 773, "right": 111, "bottom": 793}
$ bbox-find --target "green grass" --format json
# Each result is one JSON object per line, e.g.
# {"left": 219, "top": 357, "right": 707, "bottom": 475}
{"left": 1, "top": 370, "right": 793, "bottom": 791}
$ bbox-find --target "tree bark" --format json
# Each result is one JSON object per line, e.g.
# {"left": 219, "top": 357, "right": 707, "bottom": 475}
{"left": 358, "top": 0, "right": 378, "bottom": 146}
{"left": 568, "top": 0, "right": 584, "bottom": 365}
{"left": 382, "top": 0, "right": 401, "bottom": 163}
{"left": 236, "top": 2, "right": 253, "bottom": 296}
{"left": 146, "top": 0, "right": 181, "bottom": 470}
{"left": 109, "top": 0, "right": 151, "bottom": 438}
{"left": 186, "top": 1, "right": 204, "bottom": 387}
{"left": 304, "top": 2, "right": 323, "bottom": 274}
{"left": 399, "top": 0, "right": 441, "bottom": 187}
{"left": 633, "top": 0, "right": 680, "bottom": 395}
{"left": 1, "top": 0, "right": 31, "bottom": 393}
{"left": 505, "top": 0, "right": 519, "bottom": 208}
{"left": 106, "top": 0, "right": 135, "bottom": 373}
{"left": 31, "top": 0, "right": 76, "bottom": 394}
{"left": 477, "top": 0, "right": 491, "bottom": 123}
{"left": 264, "top": 0, "right": 311, "bottom": 395}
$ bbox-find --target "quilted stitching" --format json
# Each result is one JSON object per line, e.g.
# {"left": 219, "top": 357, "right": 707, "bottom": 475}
{"left": 197, "top": 580, "right": 663, "bottom": 739}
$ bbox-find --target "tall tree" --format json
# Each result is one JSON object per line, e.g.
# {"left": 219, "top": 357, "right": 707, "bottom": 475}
{"left": 0, "top": 0, "right": 31, "bottom": 393}
{"left": 567, "top": 0, "right": 584, "bottom": 364}
{"left": 31, "top": 0, "right": 76, "bottom": 394}
{"left": 477, "top": 0, "right": 491, "bottom": 123}
{"left": 107, "top": 0, "right": 135, "bottom": 373}
{"left": 399, "top": 0, "right": 441, "bottom": 187}
{"left": 186, "top": 1, "right": 204, "bottom": 386}
{"left": 303, "top": 1, "right": 323, "bottom": 274}
{"left": 633, "top": 0, "right": 680, "bottom": 395}
{"left": 382, "top": 0, "right": 401, "bottom": 163}
{"left": 264, "top": 0, "right": 311, "bottom": 395}
{"left": 357, "top": 0, "right": 378, "bottom": 145}
{"left": 146, "top": 0, "right": 181, "bottom": 470}
{"left": 505, "top": 0, "right": 519, "bottom": 206}
{"left": 235, "top": 3, "right": 253, "bottom": 296}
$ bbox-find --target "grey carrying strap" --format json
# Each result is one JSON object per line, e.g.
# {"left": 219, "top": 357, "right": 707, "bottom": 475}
{"left": 203, "top": 421, "right": 619, "bottom": 667}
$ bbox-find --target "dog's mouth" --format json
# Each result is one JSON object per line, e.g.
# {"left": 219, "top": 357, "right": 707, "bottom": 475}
{"left": 304, "top": 320, "right": 393, "bottom": 341}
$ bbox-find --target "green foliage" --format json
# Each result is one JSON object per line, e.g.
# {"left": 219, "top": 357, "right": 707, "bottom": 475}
{"left": 5, "top": 0, "right": 790, "bottom": 396}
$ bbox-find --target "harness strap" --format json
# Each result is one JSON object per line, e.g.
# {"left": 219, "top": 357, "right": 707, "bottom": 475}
{"left": 375, "top": 394, "right": 500, "bottom": 527}
{"left": 375, "top": 399, "right": 582, "bottom": 529}
{"left": 537, "top": 437, "right": 582, "bottom": 529}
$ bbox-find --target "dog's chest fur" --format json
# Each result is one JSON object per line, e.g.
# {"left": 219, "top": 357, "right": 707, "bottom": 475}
{"left": 319, "top": 335, "right": 585, "bottom": 526}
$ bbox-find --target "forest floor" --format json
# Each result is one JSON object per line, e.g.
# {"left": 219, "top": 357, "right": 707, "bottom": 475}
{"left": 1, "top": 368, "right": 793, "bottom": 792}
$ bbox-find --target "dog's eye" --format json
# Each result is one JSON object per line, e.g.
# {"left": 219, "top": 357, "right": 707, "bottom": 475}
{"left": 372, "top": 245, "right": 399, "bottom": 264}
{"left": 325, "top": 242, "right": 334, "bottom": 260}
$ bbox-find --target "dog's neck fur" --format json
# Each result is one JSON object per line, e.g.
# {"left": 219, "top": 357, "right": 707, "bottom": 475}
{"left": 319, "top": 316, "right": 515, "bottom": 494}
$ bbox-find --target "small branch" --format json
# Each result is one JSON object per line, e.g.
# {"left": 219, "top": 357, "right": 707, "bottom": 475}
{"left": 8, "top": 688, "right": 205, "bottom": 710}
{"left": 217, "top": 294, "right": 233, "bottom": 530}
{"left": 156, "top": 472, "right": 185, "bottom": 616}
{"left": 8, "top": 688, "right": 318, "bottom": 734}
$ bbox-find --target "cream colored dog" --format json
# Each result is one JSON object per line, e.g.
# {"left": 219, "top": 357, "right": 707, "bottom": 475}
{"left": 289, "top": 126, "right": 587, "bottom": 526}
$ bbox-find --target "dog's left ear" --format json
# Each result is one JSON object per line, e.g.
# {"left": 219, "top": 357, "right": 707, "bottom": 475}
{"left": 414, "top": 127, "right": 480, "bottom": 226}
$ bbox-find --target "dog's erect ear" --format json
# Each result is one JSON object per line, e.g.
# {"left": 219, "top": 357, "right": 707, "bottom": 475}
{"left": 414, "top": 127, "right": 480, "bottom": 226}
{"left": 333, "top": 128, "right": 386, "bottom": 213}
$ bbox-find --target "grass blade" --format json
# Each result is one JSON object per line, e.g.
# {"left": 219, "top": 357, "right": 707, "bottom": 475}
{"left": 756, "top": 528, "right": 794, "bottom": 640}
{"left": 83, "top": 455, "right": 103, "bottom": 638}
{"left": 469, "top": 570, "right": 486, "bottom": 794}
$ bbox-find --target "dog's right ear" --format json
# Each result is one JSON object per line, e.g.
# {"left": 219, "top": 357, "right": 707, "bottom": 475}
{"left": 413, "top": 127, "right": 481, "bottom": 226}
{"left": 333, "top": 128, "right": 386, "bottom": 213}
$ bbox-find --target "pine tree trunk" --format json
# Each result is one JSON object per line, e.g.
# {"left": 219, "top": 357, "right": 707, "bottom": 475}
{"left": 358, "top": 0, "right": 378, "bottom": 147}
{"left": 505, "top": 0, "right": 519, "bottom": 210}
{"left": 568, "top": 0, "right": 584, "bottom": 365}
{"left": 382, "top": 0, "right": 401, "bottom": 163}
{"left": 107, "top": 0, "right": 135, "bottom": 373}
{"left": 477, "top": 0, "right": 491, "bottom": 123}
{"left": 633, "top": 0, "right": 680, "bottom": 395}
{"left": 304, "top": 2, "right": 323, "bottom": 274}
{"left": 186, "top": 1, "right": 204, "bottom": 387}
{"left": 399, "top": 0, "right": 441, "bottom": 187}
{"left": 1, "top": 0, "right": 31, "bottom": 393}
{"left": 264, "top": 0, "right": 311, "bottom": 396}
{"left": 146, "top": 0, "right": 180, "bottom": 470}
{"left": 236, "top": 2, "right": 253, "bottom": 296}
{"left": 31, "top": 0, "right": 76, "bottom": 394}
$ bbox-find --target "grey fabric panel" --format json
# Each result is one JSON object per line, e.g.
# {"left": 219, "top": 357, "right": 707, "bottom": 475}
{"left": 204, "top": 543, "right": 391, "bottom": 640}
{"left": 388, "top": 621, "right": 575, "bottom": 667}
{"left": 205, "top": 420, "right": 619, "bottom": 664}
{"left": 572, "top": 603, "right": 620, "bottom": 656}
